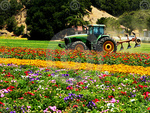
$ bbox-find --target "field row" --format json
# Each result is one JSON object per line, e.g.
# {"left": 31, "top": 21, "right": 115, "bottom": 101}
{"left": 0, "top": 58, "right": 150, "bottom": 76}
{"left": 0, "top": 46, "right": 150, "bottom": 67}
{"left": 0, "top": 63, "right": 150, "bottom": 112}
{"left": 0, "top": 38, "right": 150, "bottom": 53}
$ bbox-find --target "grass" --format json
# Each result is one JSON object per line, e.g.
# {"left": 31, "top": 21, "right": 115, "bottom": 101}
{"left": 0, "top": 36, "right": 149, "bottom": 53}
{"left": 0, "top": 38, "right": 61, "bottom": 49}
{"left": 117, "top": 42, "right": 150, "bottom": 53}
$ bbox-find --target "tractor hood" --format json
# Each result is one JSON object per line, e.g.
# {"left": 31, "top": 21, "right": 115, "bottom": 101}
{"left": 64, "top": 34, "right": 88, "bottom": 38}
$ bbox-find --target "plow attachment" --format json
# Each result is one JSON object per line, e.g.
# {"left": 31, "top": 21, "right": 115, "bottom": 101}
{"left": 117, "top": 33, "right": 141, "bottom": 51}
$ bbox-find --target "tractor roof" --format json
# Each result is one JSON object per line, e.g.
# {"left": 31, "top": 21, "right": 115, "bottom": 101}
{"left": 87, "top": 24, "right": 105, "bottom": 27}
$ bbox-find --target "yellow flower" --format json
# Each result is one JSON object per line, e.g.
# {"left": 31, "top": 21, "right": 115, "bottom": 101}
{"left": 0, "top": 58, "right": 150, "bottom": 76}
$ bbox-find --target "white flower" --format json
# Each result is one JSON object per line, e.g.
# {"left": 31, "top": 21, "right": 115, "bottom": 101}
{"left": 130, "top": 99, "right": 135, "bottom": 102}
{"left": 105, "top": 71, "right": 109, "bottom": 75}
{"left": 107, "top": 103, "right": 114, "bottom": 108}
{"left": 39, "top": 80, "right": 44, "bottom": 83}
{"left": 53, "top": 75, "right": 59, "bottom": 78}
{"left": 87, "top": 83, "right": 90, "bottom": 87}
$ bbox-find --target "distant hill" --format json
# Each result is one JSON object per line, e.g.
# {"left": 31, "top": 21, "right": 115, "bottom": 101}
{"left": 83, "top": 6, "right": 117, "bottom": 24}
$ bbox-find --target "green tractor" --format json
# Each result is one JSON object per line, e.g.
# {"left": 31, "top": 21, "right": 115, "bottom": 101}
{"left": 58, "top": 24, "right": 141, "bottom": 52}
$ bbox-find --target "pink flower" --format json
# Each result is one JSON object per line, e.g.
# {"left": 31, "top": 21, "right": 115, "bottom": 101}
{"left": 1, "top": 93, "right": 4, "bottom": 97}
{"left": 27, "top": 106, "right": 31, "bottom": 109}
{"left": 110, "top": 98, "right": 116, "bottom": 103}
{"left": 43, "top": 108, "right": 49, "bottom": 113}
{"left": 117, "top": 100, "right": 119, "bottom": 103}
{"left": 49, "top": 106, "right": 56, "bottom": 111}
{"left": 112, "top": 89, "right": 115, "bottom": 91}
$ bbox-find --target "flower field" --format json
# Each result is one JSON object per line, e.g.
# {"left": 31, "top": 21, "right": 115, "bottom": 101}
{"left": 0, "top": 46, "right": 150, "bottom": 67}
{"left": 0, "top": 46, "right": 150, "bottom": 112}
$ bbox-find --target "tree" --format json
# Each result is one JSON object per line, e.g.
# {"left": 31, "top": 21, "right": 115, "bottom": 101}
{"left": 91, "top": 0, "right": 143, "bottom": 16}
{"left": 147, "top": 17, "right": 150, "bottom": 30}
{"left": 96, "top": 17, "right": 108, "bottom": 24}
{"left": 0, "top": 0, "right": 23, "bottom": 30}
{"left": 26, "top": 0, "right": 91, "bottom": 40}
{"left": 14, "top": 25, "right": 25, "bottom": 36}
{"left": 6, "top": 16, "right": 17, "bottom": 32}
{"left": 119, "top": 13, "right": 136, "bottom": 35}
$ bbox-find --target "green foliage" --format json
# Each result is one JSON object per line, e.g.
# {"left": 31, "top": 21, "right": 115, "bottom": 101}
{"left": 147, "top": 17, "right": 150, "bottom": 30}
{"left": 6, "top": 16, "right": 17, "bottom": 32}
{"left": 0, "top": 15, "right": 5, "bottom": 29}
{"left": 26, "top": 0, "right": 91, "bottom": 40}
{"left": 0, "top": 0, "right": 23, "bottom": 31}
{"left": 91, "top": 0, "right": 150, "bottom": 16}
{"left": 118, "top": 10, "right": 150, "bottom": 34}
{"left": 118, "top": 12, "right": 136, "bottom": 35}
{"left": 14, "top": 25, "right": 25, "bottom": 36}
{"left": 96, "top": 17, "right": 107, "bottom": 24}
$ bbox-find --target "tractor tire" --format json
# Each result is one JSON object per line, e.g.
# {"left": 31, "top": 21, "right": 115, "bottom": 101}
{"left": 96, "top": 37, "right": 117, "bottom": 52}
{"left": 71, "top": 41, "right": 88, "bottom": 51}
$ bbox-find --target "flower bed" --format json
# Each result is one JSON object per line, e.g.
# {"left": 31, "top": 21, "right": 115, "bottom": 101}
{"left": 0, "top": 46, "right": 150, "bottom": 67}
{"left": 0, "top": 58, "right": 150, "bottom": 75}
{"left": 0, "top": 63, "right": 150, "bottom": 112}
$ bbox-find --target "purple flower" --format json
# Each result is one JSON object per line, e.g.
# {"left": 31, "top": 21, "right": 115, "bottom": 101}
{"left": 51, "top": 73, "right": 55, "bottom": 76}
{"left": 87, "top": 101, "right": 96, "bottom": 108}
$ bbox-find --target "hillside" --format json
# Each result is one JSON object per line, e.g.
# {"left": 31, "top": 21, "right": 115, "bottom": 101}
{"left": 83, "top": 6, "right": 117, "bottom": 24}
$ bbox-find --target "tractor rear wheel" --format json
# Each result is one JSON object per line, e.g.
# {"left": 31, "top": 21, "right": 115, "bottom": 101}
{"left": 96, "top": 37, "right": 117, "bottom": 52}
{"left": 71, "top": 41, "right": 88, "bottom": 51}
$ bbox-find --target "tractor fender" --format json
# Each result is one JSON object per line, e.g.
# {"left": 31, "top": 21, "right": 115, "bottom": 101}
{"left": 96, "top": 35, "right": 110, "bottom": 42}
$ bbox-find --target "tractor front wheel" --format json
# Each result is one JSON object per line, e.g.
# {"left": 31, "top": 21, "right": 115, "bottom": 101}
{"left": 71, "top": 41, "right": 88, "bottom": 51}
{"left": 96, "top": 37, "right": 117, "bottom": 52}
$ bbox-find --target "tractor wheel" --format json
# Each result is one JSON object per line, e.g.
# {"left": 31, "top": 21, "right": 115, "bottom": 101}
{"left": 96, "top": 37, "right": 117, "bottom": 52}
{"left": 71, "top": 41, "right": 88, "bottom": 51}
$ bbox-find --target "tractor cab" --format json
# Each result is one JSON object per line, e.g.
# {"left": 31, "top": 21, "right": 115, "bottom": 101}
{"left": 86, "top": 24, "right": 107, "bottom": 50}
{"left": 87, "top": 24, "right": 105, "bottom": 37}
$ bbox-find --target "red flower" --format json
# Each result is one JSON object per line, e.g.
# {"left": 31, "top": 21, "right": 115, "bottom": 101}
{"left": 143, "top": 92, "right": 150, "bottom": 99}
{"left": 73, "top": 105, "right": 78, "bottom": 108}
{"left": 105, "top": 81, "right": 110, "bottom": 83}
{"left": 44, "top": 96, "right": 49, "bottom": 98}
{"left": 77, "top": 82, "right": 84, "bottom": 85}
{"left": 0, "top": 102, "right": 4, "bottom": 106}
{"left": 66, "top": 86, "right": 73, "bottom": 90}
{"left": 76, "top": 99, "right": 80, "bottom": 102}
{"left": 24, "top": 71, "right": 29, "bottom": 76}
{"left": 18, "top": 97, "right": 24, "bottom": 99}
{"left": 25, "top": 92, "right": 35, "bottom": 96}
{"left": 121, "top": 91, "right": 127, "bottom": 95}
{"left": 48, "top": 74, "right": 51, "bottom": 76}
{"left": 6, "top": 86, "right": 15, "bottom": 91}
{"left": 4, "top": 73, "right": 14, "bottom": 79}
{"left": 144, "top": 85, "right": 148, "bottom": 87}
{"left": 147, "top": 107, "right": 150, "bottom": 110}
{"left": 4, "top": 81, "right": 9, "bottom": 83}
{"left": 138, "top": 85, "right": 143, "bottom": 89}
{"left": 92, "top": 98, "right": 99, "bottom": 103}
{"left": 132, "top": 80, "right": 137, "bottom": 84}
{"left": 55, "top": 84, "right": 58, "bottom": 87}
{"left": 108, "top": 96, "right": 114, "bottom": 99}
{"left": 75, "top": 89, "right": 79, "bottom": 91}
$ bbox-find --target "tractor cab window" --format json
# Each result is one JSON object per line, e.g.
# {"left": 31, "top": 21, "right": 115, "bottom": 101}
{"left": 88, "top": 26, "right": 104, "bottom": 35}
{"left": 89, "top": 27, "right": 93, "bottom": 34}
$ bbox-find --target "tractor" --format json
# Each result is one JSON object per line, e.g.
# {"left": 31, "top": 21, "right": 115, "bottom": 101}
{"left": 58, "top": 24, "right": 141, "bottom": 52}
